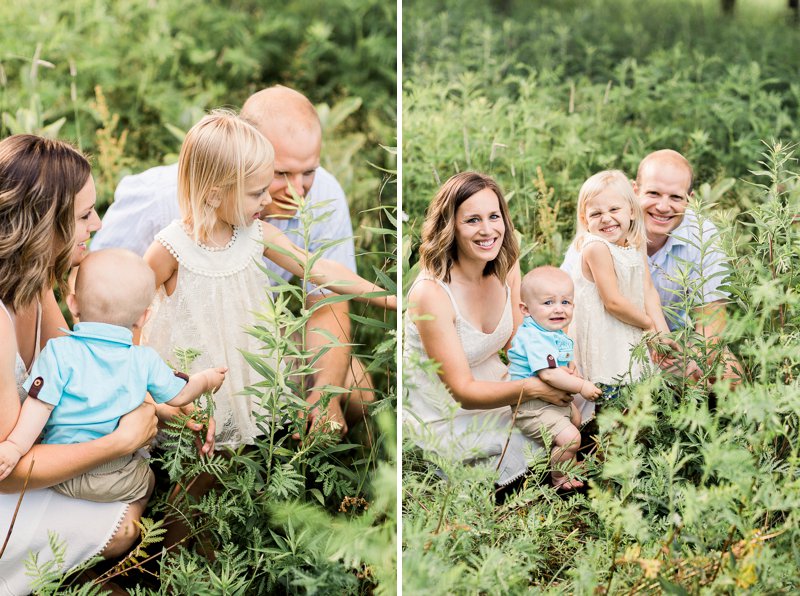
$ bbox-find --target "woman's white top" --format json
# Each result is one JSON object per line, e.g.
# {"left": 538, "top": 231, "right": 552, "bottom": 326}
{"left": 142, "top": 220, "right": 276, "bottom": 449}
{"left": 0, "top": 299, "right": 127, "bottom": 596}
{"left": 403, "top": 277, "right": 541, "bottom": 486}
{"left": 569, "top": 234, "right": 652, "bottom": 418}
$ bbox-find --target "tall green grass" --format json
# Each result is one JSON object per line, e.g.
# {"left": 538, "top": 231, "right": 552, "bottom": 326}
{"left": 2, "top": 1, "right": 396, "bottom": 592}
{"left": 403, "top": 0, "right": 800, "bottom": 591}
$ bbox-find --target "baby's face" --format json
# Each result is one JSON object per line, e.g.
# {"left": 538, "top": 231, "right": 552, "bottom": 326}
{"left": 521, "top": 278, "right": 574, "bottom": 332}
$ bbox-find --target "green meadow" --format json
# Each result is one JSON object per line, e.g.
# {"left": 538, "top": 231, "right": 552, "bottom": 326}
{"left": 403, "top": 0, "right": 800, "bottom": 592}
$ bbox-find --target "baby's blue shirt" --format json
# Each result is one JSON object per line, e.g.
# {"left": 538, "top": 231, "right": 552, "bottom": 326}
{"left": 508, "top": 317, "right": 574, "bottom": 380}
{"left": 22, "top": 322, "right": 187, "bottom": 445}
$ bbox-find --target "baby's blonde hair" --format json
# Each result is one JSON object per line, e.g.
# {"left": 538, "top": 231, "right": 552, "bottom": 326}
{"left": 74, "top": 249, "right": 155, "bottom": 328}
{"left": 177, "top": 109, "right": 275, "bottom": 244}
{"left": 573, "top": 170, "right": 646, "bottom": 251}
{"left": 520, "top": 266, "right": 572, "bottom": 306}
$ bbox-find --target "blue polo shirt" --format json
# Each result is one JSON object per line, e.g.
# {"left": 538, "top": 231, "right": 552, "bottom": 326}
{"left": 22, "top": 322, "right": 187, "bottom": 445}
{"left": 508, "top": 317, "right": 574, "bottom": 380}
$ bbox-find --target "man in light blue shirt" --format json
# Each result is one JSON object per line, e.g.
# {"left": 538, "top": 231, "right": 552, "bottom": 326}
{"left": 562, "top": 149, "right": 739, "bottom": 381}
{"left": 92, "top": 86, "right": 372, "bottom": 436}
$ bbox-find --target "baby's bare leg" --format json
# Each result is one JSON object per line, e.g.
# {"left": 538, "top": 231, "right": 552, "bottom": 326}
{"left": 101, "top": 468, "right": 155, "bottom": 558}
{"left": 550, "top": 425, "right": 583, "bottom": 490}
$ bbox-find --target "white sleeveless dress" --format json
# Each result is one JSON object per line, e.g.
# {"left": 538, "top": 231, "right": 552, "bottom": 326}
{"left": 403, "top": 277, "right": 542, "bottom": 486}
{"left": 0, "top": 300, "right": 127, "bottom": 596}
{"left": 568, "top": 234, "right": 652, "bottom": 419}
{"left": 141, "top": 220, "right": 275, "bottom": 449}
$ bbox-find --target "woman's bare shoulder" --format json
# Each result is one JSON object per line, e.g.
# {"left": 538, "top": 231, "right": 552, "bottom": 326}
{"left": 407, "top": 277, "right": 453, "bottom": 316}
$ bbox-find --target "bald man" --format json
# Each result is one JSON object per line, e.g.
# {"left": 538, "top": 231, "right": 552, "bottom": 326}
{"left": 563, "top": 149, "right": 739, "bottom": 382}
{"left": 92, "top": 85, "right": 373, "bottom": 435}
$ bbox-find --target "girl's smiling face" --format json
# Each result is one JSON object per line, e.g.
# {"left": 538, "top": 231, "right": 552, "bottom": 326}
{"left": 72, "top": 175, "right": 101, "bottom": 266}
{"left": 582, "top": 188, "right": 633, "bottom": 246}
{"left": 453, "top": 187, "right": 506, "bottom": 264}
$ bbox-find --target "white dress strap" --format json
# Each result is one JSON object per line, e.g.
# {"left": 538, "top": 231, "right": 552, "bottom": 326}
{"left": 155, "top": 220, "right": 263, "bottom": 278}
{"left": 33, "top": 299, "right": 42, "bottom": 362}
{"left": 0, "top": 298, "right": 12, "bottom": 323}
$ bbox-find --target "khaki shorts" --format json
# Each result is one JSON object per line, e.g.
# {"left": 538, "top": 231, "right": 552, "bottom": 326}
{"left": 52, "top": 454, "right": 153, "bottom": 503}
{"left": 513, "top": 399, "right": 573, "bottom": 442}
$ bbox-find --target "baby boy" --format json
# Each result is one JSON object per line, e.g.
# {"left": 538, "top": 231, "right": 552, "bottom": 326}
{"left": 508, "top": 266, "right": 601, "bottom": 491}
{"left": 0, "top": 248, "right": 226, "bottom": 503}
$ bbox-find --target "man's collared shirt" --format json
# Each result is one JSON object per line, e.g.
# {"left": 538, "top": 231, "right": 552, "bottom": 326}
{"left": 22, "top": 322, "right": 186, "bottom": 445}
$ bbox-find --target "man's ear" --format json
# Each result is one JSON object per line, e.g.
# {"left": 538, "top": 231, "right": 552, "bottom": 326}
{"left": 65, "top": 294, "right": 80, "bottom": 320}
{"left": 631, "top": 179, "right": 640, "bottom": 195}
{"left": 132, "top": 307, "right": 151, "bottom": 330}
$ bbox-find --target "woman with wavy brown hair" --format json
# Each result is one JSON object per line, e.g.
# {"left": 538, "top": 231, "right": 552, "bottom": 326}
{"left": 0, "top": 135, "right": 158, "bottom": 592}
{"left": 404, "top": 171, "right": 574, "bottom": 487}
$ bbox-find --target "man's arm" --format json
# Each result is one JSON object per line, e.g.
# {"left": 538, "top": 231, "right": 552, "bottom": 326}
{"left": 694, "top": 300, "right": 742, "bottom": 382}
{"left": 302, "top": 298, "right": 352, "bottom": 436}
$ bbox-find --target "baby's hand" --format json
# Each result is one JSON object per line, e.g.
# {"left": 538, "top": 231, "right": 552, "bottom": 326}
{"left": 203, "top": 367, "right": 228, "bottom": 394}
{"left": 580, "top": 380, "right": 603, "bottom": 401}
{"left": 0, "top": 441, "right": 23, "bottom": 481}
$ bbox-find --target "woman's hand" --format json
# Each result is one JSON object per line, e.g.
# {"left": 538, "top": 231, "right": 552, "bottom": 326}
{"left": 114, "top": 402, "right": 158, "bottom": 455}
{"left": 182, "top": 404, "right": 216, "bottom": 456}
{"left": 522, "top": 378, "right": 573, "bottom": 407}
{"left": 154, "top": 402, "right": 216, "bottom": 456}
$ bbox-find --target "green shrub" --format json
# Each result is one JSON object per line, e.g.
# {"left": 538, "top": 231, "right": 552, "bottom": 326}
{"left": 404, "top": 0, "right": 800, "bottom": 591}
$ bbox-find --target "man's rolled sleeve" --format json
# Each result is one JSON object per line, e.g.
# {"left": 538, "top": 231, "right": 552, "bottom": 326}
{"left": 696, "top": 222, "right": 730, "bottom": 305}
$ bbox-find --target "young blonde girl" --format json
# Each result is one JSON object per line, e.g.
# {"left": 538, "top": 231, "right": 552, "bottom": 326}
{"left": 567, "top": 170, "right": 670, "bottom": 420}
{"left": 142, "top": 109, "right": 394, "bottom": 449}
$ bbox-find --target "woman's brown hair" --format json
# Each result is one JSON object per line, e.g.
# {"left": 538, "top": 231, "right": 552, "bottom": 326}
{"left": 418, "top": 171, "right": 519, "bottom": 283}
{"left": 0, "top": 134, "right": 91, "bottom": 311}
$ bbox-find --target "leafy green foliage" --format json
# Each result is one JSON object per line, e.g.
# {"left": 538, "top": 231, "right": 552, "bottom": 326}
{"left": 404, "top": 0, "right": 800, "bottom": 592}
{"left": 5, "top": 1, "right": 396, "bottom": 592}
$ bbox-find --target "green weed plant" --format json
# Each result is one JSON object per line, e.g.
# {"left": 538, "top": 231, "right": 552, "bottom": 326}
{"left": 1, "top": 1, "right": 397, "bottom": 592}
{"left": 404, "top": 0, "right": 800, "bottom": 592}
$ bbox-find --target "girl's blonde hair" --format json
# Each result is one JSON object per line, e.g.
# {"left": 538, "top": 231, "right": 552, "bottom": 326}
{"left": 177, "top": 108, "right": 275, "bottom": 243}
{"left": 0, "top": 134, "right": 91, "bottom": 311}
{"left": 573, "top": 169, "right": 646, "bottom": 251}
{"left": 419, "top": 171, "right": 519, "bottom": 283}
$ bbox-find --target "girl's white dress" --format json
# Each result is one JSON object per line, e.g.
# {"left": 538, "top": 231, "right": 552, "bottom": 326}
{"left": 403, "top": 277, "right": 542, "bottom": 486}
{"left": 0, "top": 300, "right": 127, "bottom": 596}
{"left": 142, "top": 220, "right": 275, "bottom": 449}
{"left": 569, "top": 234, "right": 650, "bottom": 419}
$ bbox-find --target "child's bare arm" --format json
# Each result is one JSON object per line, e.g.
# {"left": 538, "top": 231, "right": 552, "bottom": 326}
{"left": 0, "top": 398, "right": 54, "bottom": 480}
{"left": 260, "top": 221, "right": 396, "bottom": 310}
{"left": 570, "top": 402, "right": 581, "bottom": 427}
{"left": 166, "top": 367, "right": 228, "bottom": 407}
{"left": 538, "top": 366, "right": 602, "bottom": 400}
{"left": 583, "top": 242, "right": 652, "bottom": 329}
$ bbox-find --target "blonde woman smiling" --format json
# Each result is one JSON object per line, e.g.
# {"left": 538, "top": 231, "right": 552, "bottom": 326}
{"left": 404, "top": 172, "right": 573, "bottom": 487}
